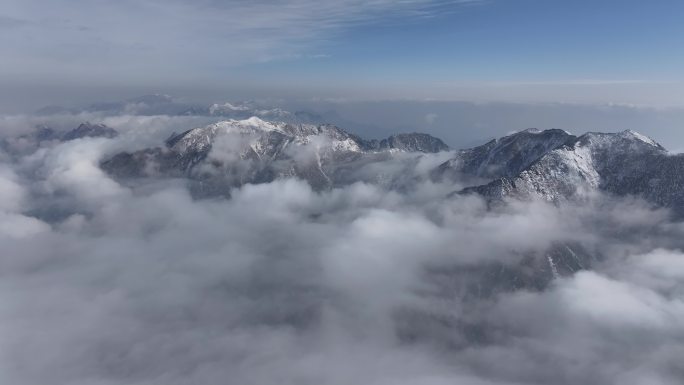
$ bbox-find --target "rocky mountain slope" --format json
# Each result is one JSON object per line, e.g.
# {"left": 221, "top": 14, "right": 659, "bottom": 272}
{"left": 432, "top": 128, "right": 575, "bottom": 180}
{"left": 101, "top": 117, "right": 684, "bottom": 217}
{"left": 450, "top": 129, "right": 684, "bottom": 215}
{"left": 101, "top": 117, "right": 449, "bottom": 195}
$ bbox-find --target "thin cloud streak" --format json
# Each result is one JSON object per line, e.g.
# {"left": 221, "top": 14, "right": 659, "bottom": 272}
{"left": 485, "top": 79, "right": 653, "bottom": 87}
{"left": 0, "top": 0, "right": 482, "bottom": 84}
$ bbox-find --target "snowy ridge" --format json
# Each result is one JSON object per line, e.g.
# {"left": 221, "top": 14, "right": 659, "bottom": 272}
{"left": 459, "top": 129, "right": 684, "bottom": 215}
{"left": 434, "top": 128, "right": 574, "bottom": 180}
{"left": 169, "top": 118, "right": 287, "bottom": 154}
{"left": 101, "top": 117, "right": 449, "bottom": 194}
{"left": 102, "top": 121, "right": 684, "bottom": 216}
{"left": 622, "top": 130, "right": 661, "bottom": 147}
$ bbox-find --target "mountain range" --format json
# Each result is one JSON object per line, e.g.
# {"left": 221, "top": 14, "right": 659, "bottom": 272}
{"left": 9, "top": 114, "right": 680, "bottom": 217}
{"left": 441, "top": 128, "right": 684, "bottom": 216}
{"left": 99, "top": 117, "right": 684, "bottom": 218}
{"left": 101, "top": 117, "right": 449, "bottom": 196}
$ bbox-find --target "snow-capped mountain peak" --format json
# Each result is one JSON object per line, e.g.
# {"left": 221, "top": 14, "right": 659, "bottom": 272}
{"left": 619, "top": 129, "right": 663, "bottom": 148}
{"left": 450, "top": 128, "right": 684, "bottom": 215}
{"left": 102, "top": 118, "right": 449, "bottom": 194}
{"left": 227, "top": 116, "right": 285, "bottom": 133}
{"left": 573, "top": 130, "right": 665, "bottom": 152}
{"left": 433, "top": 128, "right": 574, "bottom": 180}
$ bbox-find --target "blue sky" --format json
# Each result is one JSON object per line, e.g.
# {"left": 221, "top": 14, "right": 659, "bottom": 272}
{"left": 248, "top": 0, "right": 683, "bottom": 79}
{"left": 1, "top": 0, "right": 683, "bottom": 105}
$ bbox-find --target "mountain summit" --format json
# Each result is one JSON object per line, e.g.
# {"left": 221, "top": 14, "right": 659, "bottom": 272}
{"left": 101, "top": 117, "right": 448, "bottom": 195}
{"left": 456, "top": 129, "right": 684, "bottom": 214}
{"left": 101, "top": 121, "right": 684, "bottom": 215}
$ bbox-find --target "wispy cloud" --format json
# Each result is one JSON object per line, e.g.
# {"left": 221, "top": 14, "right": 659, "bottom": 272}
{"left": 0, "top": 0, "right": 481, "bottom": 84}
{"left": 0, "top": 15, "right": 27, "bottom": 29}
{"left": 487, "top": 79, "right": 651, "bottom": 87}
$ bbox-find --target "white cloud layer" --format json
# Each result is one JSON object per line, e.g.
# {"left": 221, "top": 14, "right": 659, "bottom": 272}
{"left": 1, "top": 113, "right": 684, "bottom": 384}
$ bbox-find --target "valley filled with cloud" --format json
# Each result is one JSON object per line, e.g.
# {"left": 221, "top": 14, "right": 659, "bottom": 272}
{"left": 1, "top": 105, "right": 683, "bottom": 385}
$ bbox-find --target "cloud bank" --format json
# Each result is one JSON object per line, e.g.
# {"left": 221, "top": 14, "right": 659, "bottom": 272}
{"left": 1, "top": 112, "right": 684, "bottom": 385}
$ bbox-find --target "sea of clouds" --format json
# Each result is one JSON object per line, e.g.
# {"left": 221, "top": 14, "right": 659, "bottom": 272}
{"left": 1, "top": 112, "right": 683, "bottom": 385}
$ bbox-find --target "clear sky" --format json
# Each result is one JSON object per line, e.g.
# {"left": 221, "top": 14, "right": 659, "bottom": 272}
{"left": 1, "top": 0, "right": 684, "bottom": 106}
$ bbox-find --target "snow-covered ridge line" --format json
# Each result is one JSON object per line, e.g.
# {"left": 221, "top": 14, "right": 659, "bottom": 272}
{"left": 451, "top": 128, "right": 684, "bottom": 216}
{"left": 100, "top": 116, "right": 449, "bottom": 194}
{"left": 621, "top": 129, "right": 660, "bottom": 147}
{"left": 207, "top": 117, "right": 286, "bottom": 133}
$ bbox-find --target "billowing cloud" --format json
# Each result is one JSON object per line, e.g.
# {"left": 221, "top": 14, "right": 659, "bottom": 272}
{"left": 1, "top": 111, "right": 684, "bottom": 385}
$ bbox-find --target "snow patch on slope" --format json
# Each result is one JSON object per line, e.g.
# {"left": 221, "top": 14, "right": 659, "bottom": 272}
{"left": 622, "top": 130, "right": 660, "bottom": 147}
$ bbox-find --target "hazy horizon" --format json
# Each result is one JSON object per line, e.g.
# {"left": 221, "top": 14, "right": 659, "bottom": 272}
{"left": 4, "top": 91, "right": 684, "bottom": 152}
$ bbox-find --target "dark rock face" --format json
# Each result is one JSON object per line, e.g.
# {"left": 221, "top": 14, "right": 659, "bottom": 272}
{"left": 62, "top": 122, "right": 119, "bottom": 141}
{"left": 362, "top": 133, "right": 450, "bottom": 153}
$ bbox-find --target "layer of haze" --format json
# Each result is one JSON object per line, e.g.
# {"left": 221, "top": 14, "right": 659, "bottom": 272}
{"left": 4, "top": 94, "right": 684, "bottom": 152}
